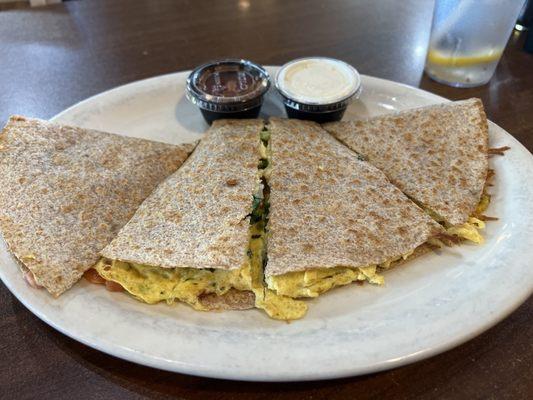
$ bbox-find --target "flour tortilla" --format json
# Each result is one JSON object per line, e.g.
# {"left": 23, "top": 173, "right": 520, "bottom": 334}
{"left": 323, "top": 98, "right": 489, "bottom": 226}
{"left": 0, "top": 116, "right": 196, "bottom": 296}
{"left": 265, "top": 118, "right": 443, "bottom": 276}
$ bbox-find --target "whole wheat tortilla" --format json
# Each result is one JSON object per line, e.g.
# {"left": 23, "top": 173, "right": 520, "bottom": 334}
{"left": 265, "top": 118, "right": 443, "bottom": 276}
{"left": 199, "top": 289, "right": 255, "bottom": 311}
{"left": 323, "top": 98, "right": 489, "bottom": 226}
{"left": 101, "top": 119, "right": 264, "bottom": 270}
{"left": 0, "top": 116, "right": 196, "bottom": 296}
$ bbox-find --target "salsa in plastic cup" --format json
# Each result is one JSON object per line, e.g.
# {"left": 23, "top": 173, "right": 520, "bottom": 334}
{"left": 186, "top": 59, "right": 271, "bottom": 124}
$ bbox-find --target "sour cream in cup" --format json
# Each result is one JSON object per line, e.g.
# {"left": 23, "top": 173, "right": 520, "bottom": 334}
{"left": 275, "top": 57, "right": 361, "bottom": 123}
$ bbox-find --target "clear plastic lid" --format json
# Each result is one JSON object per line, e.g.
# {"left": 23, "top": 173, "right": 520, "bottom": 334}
{"left": 186, "top": 59, "right": 271, "bottom": 111}
{"left": 276, "top": 57, "right": 361, "bottom": 106}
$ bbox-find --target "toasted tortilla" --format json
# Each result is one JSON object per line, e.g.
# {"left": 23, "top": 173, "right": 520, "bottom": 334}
{"left": 199, "top": 289, "right": 255, "bottom": 311}
{"left": 100, "top": 119, "right": 314, "bottom": 316}
{"left": 265, "top": 118, "right": 443, "bottom": 277}
{"left": 323, "top": 98, "right": 489, "bottom": 226}
{"left": 101, "top": 119, "right": 264, "bottom": 270}
{"left": 0, "top": 116, "right": 196, "bottom": 296}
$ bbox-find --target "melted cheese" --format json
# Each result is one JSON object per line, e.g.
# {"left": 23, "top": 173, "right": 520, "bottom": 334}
{"left": 407, "top": 192, "right": 490, "bottom": 244}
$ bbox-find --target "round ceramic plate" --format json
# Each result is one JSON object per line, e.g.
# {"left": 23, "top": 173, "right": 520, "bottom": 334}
{"left": 1, "top": 68, "right": 532, "bottom": 382}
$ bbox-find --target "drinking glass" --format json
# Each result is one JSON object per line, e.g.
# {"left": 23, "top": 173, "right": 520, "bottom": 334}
{"left": 425, "top": 0, "right": 526, "bottom": 87}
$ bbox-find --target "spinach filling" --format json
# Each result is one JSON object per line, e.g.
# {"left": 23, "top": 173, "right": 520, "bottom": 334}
{"left": 245, "top": 127, "right": 307, "bottom": 320}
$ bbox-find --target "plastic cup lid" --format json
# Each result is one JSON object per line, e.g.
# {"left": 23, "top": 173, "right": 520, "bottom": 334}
{"left": 276, "top": 57, "right": 361, "bottom": 105}
{"left": 186, "top": 59, "right": 271, "bottom": 106}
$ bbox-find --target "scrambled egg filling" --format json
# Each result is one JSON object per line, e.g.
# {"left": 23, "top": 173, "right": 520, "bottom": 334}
{"left": 267, "top": 189, "right": 491, "bottom": 300}
{"left": 247, "top": 221, "right": 307, "bottom": 320}
{"left": 267, "top": 266, "right": 383, "bottom": 298}
{"left": 252, "top": 128, "right": 307, "bottom": 319}
{"left": 446, "top": 192, "right": 490, "bottom": 244}
{"left": 446, "top": 217, "right": 485, "bottom": 244}
{"left": 260, "top": 189, "right": 491, "bottom": 300}
{"left": 95, "top": 224, "right": 306, "bottom": 319}
{"left": 94, "top": 258, "right": 250, "bottom": 309}
{"left": 415, "top": 193, "right": 491, "bottom": 245}
{"left": 93, "top": 130, "right": 493, "bottom": 312}
{"left": 95, "top": 129, "right": 307, "bottom": 321}
{"left": 266, "top": 251, "right": 418, "bottom": 299}
{"left": 443, "top": 193, "right": 490, "bottom": 244}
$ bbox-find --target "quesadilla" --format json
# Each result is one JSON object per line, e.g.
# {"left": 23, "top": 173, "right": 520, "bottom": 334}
{"left": 96, "top": 119, "right": 307, "bottom": 319}
{"left": 262, "top": 118, "right": 444, "bottom": 298}
{"left": 323, "top": 98, "right": 490, "bottom": 244}
{"left": 0, "top": 116, "right": 195, "bottom": 296}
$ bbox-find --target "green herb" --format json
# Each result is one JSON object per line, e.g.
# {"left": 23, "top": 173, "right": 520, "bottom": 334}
{"left": 250, "top": 208, "right": 263, "bottom": 224}
{"left": 249, "top": 194, "right": 265, "bottom": 224}
{"left": 258, "top": 158, "right": 269, "bottom": 169}
{"left": 252, "top": 194, "right": 262, "bottom": 210}
{"left": 260, "top": 129, "right": 270, "bottom": 146}
{"left": 263, "top": 200, "right": 270, "bottom": 218}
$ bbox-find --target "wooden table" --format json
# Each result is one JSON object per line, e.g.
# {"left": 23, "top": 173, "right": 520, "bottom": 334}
{"left": 0, "top": 1, "right": 531, "bottom": 399}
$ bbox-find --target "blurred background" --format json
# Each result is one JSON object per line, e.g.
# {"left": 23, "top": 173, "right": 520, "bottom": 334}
{"left": 1, "top": 0, "right": 531, "bottom": 142}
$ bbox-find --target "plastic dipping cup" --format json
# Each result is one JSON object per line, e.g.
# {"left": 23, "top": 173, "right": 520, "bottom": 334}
{"left": 275, "top": 57, "right": 361, "bottom": 123}
{"left": 425, "top": 0, "right": 526, "bottom": 88}
{"left": 186, "top": 59, "right": 271, "bottom": 124}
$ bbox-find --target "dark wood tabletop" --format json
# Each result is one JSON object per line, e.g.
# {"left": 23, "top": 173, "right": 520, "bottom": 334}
{"left": 0, "top": 1, "right": 532, "bottom": 399}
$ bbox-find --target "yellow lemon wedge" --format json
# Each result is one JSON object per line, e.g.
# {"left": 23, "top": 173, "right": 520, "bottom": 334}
{"left": 427, "top": 49, "right": 502, "bottom": 67}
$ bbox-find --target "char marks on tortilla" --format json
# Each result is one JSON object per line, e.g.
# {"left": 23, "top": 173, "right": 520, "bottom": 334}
{"left": 0, "top": 116, "right": 196, "bottom": 296}
{"left": 265, "top": 118, "right": 443, "bottom": 276}
{"left": 323, "top": 98, "right": 489, "bottom": 226}
{"left": 101, "top": 119, "right": 264, "bottom": 270}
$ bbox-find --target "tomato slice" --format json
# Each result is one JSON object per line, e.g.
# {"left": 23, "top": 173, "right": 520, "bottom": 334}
{"left": 105, "top": 280, "right": 124, "bottom": 292}
{"left": 83, "top": 268, "right": 106, "bottom": 284}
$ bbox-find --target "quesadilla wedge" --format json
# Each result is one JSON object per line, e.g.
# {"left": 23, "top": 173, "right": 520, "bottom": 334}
{"left": 96, "top": 119, "right": 307, "bottom": 319}
{"left": 263, "top": 118, "right": 444, "bottom": 299}
{"left": 0, "top": 116, "right": 196, "bottom": 296}
{"left": 323, "top": 98, "right": 491, "bottom": 244}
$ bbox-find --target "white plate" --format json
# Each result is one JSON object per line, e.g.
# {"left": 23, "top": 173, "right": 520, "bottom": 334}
{"left": 1, "top": 68, "right": 532, "bottom": 382}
